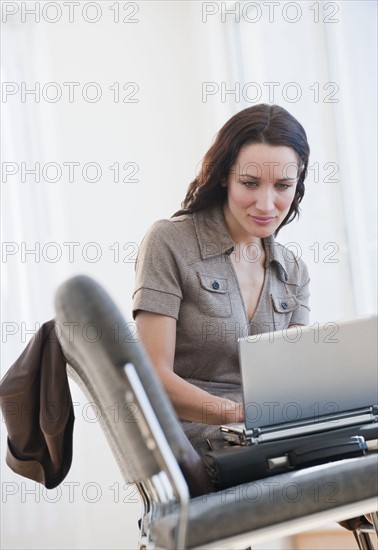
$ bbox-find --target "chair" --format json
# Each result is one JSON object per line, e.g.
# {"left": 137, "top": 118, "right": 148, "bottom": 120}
{"left": 54, "top": 275, "right": 378, "bottom": 549}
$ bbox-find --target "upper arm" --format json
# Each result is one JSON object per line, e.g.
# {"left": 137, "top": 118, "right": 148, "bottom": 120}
{"left": 132, "top": 220, "right": 187, "bottom": 321}
{"left": 135, "top": 311, "right": 177, "bottom": 373}
{"left": 132, "top": 221, "right": 185, "bottom": 374}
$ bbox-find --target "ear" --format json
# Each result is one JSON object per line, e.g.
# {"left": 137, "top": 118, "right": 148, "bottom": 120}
{"left": 220, "top": 178, "right": 227, "bottom": 188}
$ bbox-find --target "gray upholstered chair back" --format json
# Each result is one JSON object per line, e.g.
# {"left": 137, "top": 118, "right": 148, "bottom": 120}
{"left": 54, "top": 274, "right": 193, "bottom": 484}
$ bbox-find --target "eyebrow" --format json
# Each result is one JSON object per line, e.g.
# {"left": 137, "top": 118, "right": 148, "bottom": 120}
{"left": 238, "top": 174, "right": 297, "bottom": 181}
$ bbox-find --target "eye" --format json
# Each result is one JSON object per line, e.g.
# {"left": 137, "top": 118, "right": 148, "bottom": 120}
{"left": 276, "top": 182, "right": 293, "bottom": 190}
{"left": 241, "top": 180, "right": 258, "bottom": 188}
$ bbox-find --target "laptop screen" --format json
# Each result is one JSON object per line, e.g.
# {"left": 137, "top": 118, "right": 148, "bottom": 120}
{"left": 237, "top": 316, "right": 378, "bottom": 430}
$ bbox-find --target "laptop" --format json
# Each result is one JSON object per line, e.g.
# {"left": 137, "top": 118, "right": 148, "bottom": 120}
{"left": 221, "top": 315, "right": 378, "bottom": 445}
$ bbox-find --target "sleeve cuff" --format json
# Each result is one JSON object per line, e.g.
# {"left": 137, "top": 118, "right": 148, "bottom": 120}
{"left": 132, "top": 288, "right": 181, "bottom": 320}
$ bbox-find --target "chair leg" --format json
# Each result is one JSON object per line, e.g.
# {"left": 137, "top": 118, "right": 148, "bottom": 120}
{"left": 370, "top": 512, "right": 378, "bottom": 536}
{"left": 353, "top": 529, "right": 375, "bottom": 550}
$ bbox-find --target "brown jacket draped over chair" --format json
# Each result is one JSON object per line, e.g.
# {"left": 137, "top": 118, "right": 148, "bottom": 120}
{"left": 0, "top": 320, "right": 74, "bottom": 489}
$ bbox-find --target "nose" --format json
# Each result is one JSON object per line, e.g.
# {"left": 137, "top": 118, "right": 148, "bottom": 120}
{"left": 254, "top": 187, "right": 275, "bottom": 213}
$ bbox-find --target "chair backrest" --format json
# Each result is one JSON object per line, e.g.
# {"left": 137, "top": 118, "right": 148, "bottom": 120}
{"left": 54, "top": 274, "right": 194, "bottom": 484}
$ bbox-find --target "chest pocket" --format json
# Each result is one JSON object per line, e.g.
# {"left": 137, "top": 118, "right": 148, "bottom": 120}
{"left": 197, "top": 273, "right": 232, "bottom": 318}
{"left": 271, "top": 294, "right": 299, "bottom": 330}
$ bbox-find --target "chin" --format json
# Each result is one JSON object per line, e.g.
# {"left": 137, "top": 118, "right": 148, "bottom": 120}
{"left": 258, "top": 228, "right": 277, "bottom": 238}
{"left": 249, "top": 224, "right": 279, "bottom": 238}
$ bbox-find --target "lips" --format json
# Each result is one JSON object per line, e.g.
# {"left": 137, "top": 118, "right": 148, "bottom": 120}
{"left": 249, "top": 215, "right": 275, "bottom": 224}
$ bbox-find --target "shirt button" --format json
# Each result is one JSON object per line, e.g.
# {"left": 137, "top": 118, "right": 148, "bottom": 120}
{"left": 212, "top": 281, "right": 220, "bottom": 290}
{"left": 280, "top": 301, "right": 288, "bottom": 310}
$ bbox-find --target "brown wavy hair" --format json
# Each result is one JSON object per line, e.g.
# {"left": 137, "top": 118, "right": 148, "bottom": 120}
{"left": 173, "top": 104, "right": 310, "bottom": 235}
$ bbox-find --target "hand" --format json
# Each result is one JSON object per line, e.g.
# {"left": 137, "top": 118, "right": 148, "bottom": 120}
{"left": 236, "top": 402, "right": 245, "bottom": 422}
{"left": 220, "top": 401, "right": 244, "bottom": 424}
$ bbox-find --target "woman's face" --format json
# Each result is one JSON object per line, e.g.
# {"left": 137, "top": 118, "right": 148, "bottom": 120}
{"left": 223, "top": 143, "right": 300, "bottom": 241}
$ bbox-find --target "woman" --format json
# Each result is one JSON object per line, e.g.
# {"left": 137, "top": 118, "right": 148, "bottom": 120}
{"left": 132, "top": 103, "right": 310, "bottom": 448}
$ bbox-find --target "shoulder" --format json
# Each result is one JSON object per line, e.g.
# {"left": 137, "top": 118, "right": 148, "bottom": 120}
{"left": 139, "top": 214, "right": 196, "bottom": 256}
{"left": 143, "top": 213, "right": 194, "bottom": 240}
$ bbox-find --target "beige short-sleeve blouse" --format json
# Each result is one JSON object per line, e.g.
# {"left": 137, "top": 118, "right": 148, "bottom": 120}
{"left": 132, "top": 202, "right": 310, "bottom": 445}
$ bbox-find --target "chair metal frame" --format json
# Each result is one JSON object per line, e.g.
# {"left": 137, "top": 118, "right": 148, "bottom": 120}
{"left": 124, "top": 362, "right": 189, "bottom": 549}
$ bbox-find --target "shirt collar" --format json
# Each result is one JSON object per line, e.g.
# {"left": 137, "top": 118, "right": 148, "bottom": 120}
{"left": 193, "top": 202, "right": 288, "bottom": 279}
{"left": 263, "top": 234, "right": 289, "bottom": 280}
{"left": 193, "top": 202, "right": 234, "bottom": 259}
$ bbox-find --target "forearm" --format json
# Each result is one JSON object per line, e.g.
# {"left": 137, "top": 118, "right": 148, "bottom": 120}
{"left": 135, "top": 311, "right": 243, "bottom": 425}
{"left": 158, "top": 368, "right": 243, "bottom": 424}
